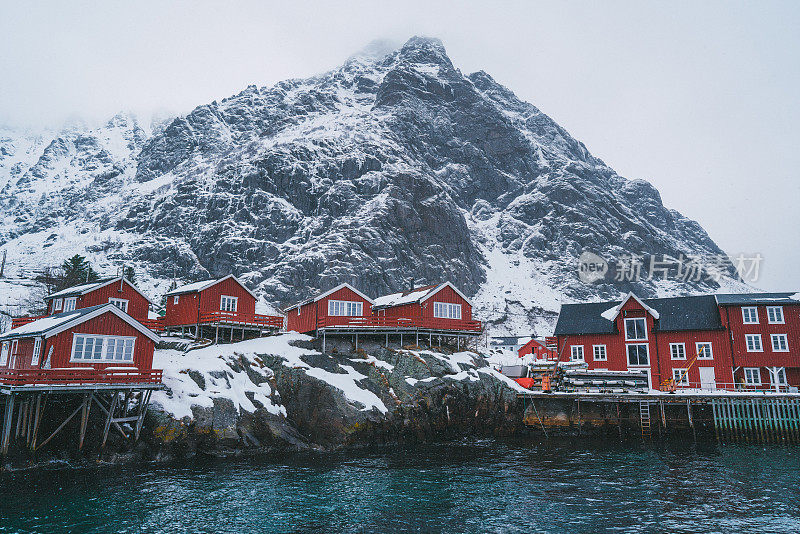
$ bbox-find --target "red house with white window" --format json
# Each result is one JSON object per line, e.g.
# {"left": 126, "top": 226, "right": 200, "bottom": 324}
{"left": 553, "top": 292, "right": 800, "bottom": 391}
{"left": 286, "top": 283, "right": 374, "bottom": 334}
{"left": 518, "top": 338, "right": 556, "bottom": 359}
{"left": 372, "top": 282, "right": 481, "bottom": 332}
{"left": 163, "top": 275, "right": 282, "bottom": 338}
{"left": 42, "top": 277, "right": 154, "bottom": 323}
{"left": 554, "top": 293, "right": 735, "bottom": 390}
{"left": 716, "top": 293, "right": 800, "bottom": 390}
{"left": 0, "top": 303, "right": 162, "bottom": 386}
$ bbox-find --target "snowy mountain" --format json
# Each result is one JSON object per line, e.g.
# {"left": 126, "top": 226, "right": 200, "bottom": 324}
{"left": 0, "top": 37, "right": 746, "bottom": 334}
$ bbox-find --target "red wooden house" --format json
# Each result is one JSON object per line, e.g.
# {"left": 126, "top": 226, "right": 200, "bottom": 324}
{"left": 518, "top": 338, "right": 557, "bottom": 359}
{"left": 164, "top": 275, "right": 283, "bottom": 339}
{"left": 0, "top": 303, "right": 162, "bottom": 386}
{"left": 716, "top": 293, "right": 800, "bottom": 390}
{"left": 42, "top": 277, "right": 154, "bottom": 323}
{"left": 553, "top": 293, "right": 735, "bottom": 390}
{"left": 371, "top": 282, "right": 481, "bottom": 333}
{"left": 286, "top": 283, "right": 374, "bottom": 334}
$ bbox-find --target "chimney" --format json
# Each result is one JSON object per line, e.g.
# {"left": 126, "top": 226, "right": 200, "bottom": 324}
{"left": 409, "top": 278, "right": 414, "bottom": 292}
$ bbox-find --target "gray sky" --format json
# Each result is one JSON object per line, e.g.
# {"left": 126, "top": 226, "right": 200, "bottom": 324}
{"left": 2, "top": 1, "right": 798, "bottom": 291}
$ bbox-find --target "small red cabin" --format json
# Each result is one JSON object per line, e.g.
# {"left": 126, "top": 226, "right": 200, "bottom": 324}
{"left": 163, "top": 275, "right": 282, "bottom": 333}
{"left": 43, "top": 277, "right": 154, "bottom": 323}
{"left": 518, "top": 338, "right": 556, "bottom": 359}
{"left": 372, "top": 282, "right": 480, "bottom": 332}
{"left": 0, "top": 303, "right": 162, "bottom": 386}
{"left": 286, "top": 283, "right": 374, "bottom": 334}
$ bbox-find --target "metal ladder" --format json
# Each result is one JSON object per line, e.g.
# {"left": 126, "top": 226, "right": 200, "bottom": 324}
{"left": 639, "top": 401, "right": 652, "bottom": 438}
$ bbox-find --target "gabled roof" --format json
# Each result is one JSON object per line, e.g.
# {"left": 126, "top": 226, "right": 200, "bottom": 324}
{"left": 600, "top": 292, "right": 660, "bottom": 321}
{"left": 373, "top": 282, "right": 472, "bottom": 309}
{"left": 45, "top": 277, "right": 156, "bottom": 305}
{"left": 165, "top": 274, "right": 257, "bottom": 300}
{"left": 284, "top": 282, "right": 374, "bottom": 312}
{"left": 0, "top": 304, "right": 161, "bottom": 343}
{"left": 554, "top": 294, "right": 724, "bottom": 336}
{"left": 715, "top": 292, "right": 800, "bottom": 306}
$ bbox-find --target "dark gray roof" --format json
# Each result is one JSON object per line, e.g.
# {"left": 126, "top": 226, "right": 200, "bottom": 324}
{"left": 0, "top": 305, "right": 108, "bottom": 340}
{"left": 715, "top": 292, "right": 799, "bottom": 306}
{"left": 554, "top": 295, "right": 724, "bottom": 336}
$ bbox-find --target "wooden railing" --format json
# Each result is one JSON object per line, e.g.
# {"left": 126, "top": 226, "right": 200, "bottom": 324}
{"left": 199, "top": 311, "right": 284, "bottom": 329}
{"left": 316, "top": 316, "right": 482, "bottom": 333}
{"left": 140, "top": 317, "right": 166, "bottom": 333}
{"left": 0, "top": 368, "right": 163, "bottom": 386}
{"left": 10, "top": 315, "right": 47, "bottom": 330}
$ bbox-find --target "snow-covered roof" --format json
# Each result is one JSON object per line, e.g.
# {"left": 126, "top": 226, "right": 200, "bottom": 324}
{"left": 715, "top": 292, "right": 800, "bottom": 306}
{"left": 372, "top": 282, "right": 472, "bottom": 309}
{"left": 600, "top": 292, "right": 660, "bottom": 321}
{"left": 284, "top": 283, "right": 374, "bottom": 312}
{"left": 165, "top": 274, "right": 257, "bottom": 300}
{"left": 0, "top": 304, "right": 161, "bottom": 342}
{"left": 45, "top": 277, "right": 156, "bottom": 305}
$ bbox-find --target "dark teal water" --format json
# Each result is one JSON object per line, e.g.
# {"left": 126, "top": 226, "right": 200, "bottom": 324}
{"left": 1, "top": 439, "right": 799, "bottom": 533}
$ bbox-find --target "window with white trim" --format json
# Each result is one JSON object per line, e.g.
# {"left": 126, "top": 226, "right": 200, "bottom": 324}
{"left": 0, "top": 342, "right": 7, "bottom": 366}
{"left": 767, "top": 306, "right": 784, "bottom": 324}
{"left": 71, "top": 334, "right": 135, "bottom": 362}
{"left": 433, "top": 302, "right": 462, "bottom": 320}
{"left": 9, "top": 341, "right": 17, "bottom": 367}
{"left": 109, "top": 298, "right": 129, "bottom": 313}
{"left": 745, "top": 334, "right": 763, "bottom": 352}
{"left": 741, "top": 307, "right": 759, "bottom": 324}
{"left": 328, "top": 300, "right": 363, "bottom": 316}
{"left": 624, "top": 318, "right": 647, "bottom": 341}
{"left": 70, "top": 334, "right": 136, "bottom": 362}
{"left": 672, "top": 368, "right": 689, "bottom": 386}
{"left": 53, "top": 298, "right": 63, "bottom": 312}
{"left": 670, "top": 343, "right": 686, "bottom": 360}
{"left": 773, "top": 367, "right": 787, "bottom": 386}
{"left": 31, "top": 338, "right": 41, "bottom": 366}
{"left": 771, "top": 334, "right": 789, "bottom": 352}
{"left": 173, "top": 296, "right": 179, "bottom": 305}
{"left": 592, "top": 345, "right": 607, "bottom": 361}
{"left": 744, "top": 367, "right": 761, "bottom": 385}
{"left": 626, "top": 343, "right": 649, "bottom": 366}
{"left": 220, "top": 295, "right": 238, "bottom": 312}
{"left": 696, "top": 342, "right": 713, "bottom": 360}
{"left": 63, "top": 297, "right": 77, "bottom": 312}
{"left": 570, "top": 345, "right": 584, "bottom": 361}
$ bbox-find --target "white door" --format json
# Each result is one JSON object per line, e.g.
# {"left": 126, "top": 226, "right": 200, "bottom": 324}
{"left": 699, "top": 367, "right": 716, "bottom": 390}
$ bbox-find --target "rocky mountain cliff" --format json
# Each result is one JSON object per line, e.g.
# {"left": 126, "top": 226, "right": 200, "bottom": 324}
{"left": 0, "top": 37, "right": 745, "bottom": 334}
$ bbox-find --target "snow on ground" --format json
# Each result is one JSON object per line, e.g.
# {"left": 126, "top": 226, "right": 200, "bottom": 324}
{"left": 153, "top": 333, "right": 389, "bottom": 419}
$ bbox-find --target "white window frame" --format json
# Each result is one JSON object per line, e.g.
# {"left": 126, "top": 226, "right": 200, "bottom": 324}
{"left": 624, "top": 318, "right": 647, "bottom": 341}
{"left": 695, "top": 342, "right": 713, "bottom": 360}
{"left": 771, "top": 334, "right": 789, "bottom": 352}
{"left": 63, "top": 297, "right": 77, "bottom": 312}
{"left": 433, "top": 301, "right": 462, "bottom": 320}
{"left": 773, "top": 367, "right": 788, "bottom": 387}
{"left": 570, "top": 345, "right": 584, "bottom": 361}
{"left": 8, "top": 340, "right": 17, "bottom": 368}
{"left": 626, "top": 343, "right": 649, "bottom": 366}
{"left": 741, "top": 306, "right": 759, "bottom": 324}
{"left": 173, "top": 295, "right": 179, "bottom": 305}
{"left": 672, "top": 368, "right": 689, "bottom": 386}
{"left": 592, "top": 344, "right": 607, "bottom": 361}
{"left": 220, "top": 295, "right": 238, "bottom": 312}
{"left": 53, "top": 298, "right": 63, "bottom": 312}
{"left": 109, "top": 298, "right": 129, "bottom": 313}
{"left": 745, "top": 334, "right": 763, "bottom": 352}
{"left": 767, "top": 306, "right": 784, "bottom": 324}
{"left": 328, "top": 300, "right": 363, "bottom": 317}
{"left": 70, "top": 334, "right": 136, "bottom": 363}
{"left": 744, "top": 367, "right": 761, "bottom": 385}
{"left": 0, "top": 341, "right": 7, "bottom": 366}
{"left": 31, "top": 338, "right": 42, "bottom": 366}
{"left": 670, "top": 343, "right": 686, "bottom": 360}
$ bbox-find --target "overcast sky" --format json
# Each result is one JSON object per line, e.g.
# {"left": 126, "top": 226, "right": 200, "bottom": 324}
{"left": 1, "top": 1, "right": 798, "bottom": 291}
